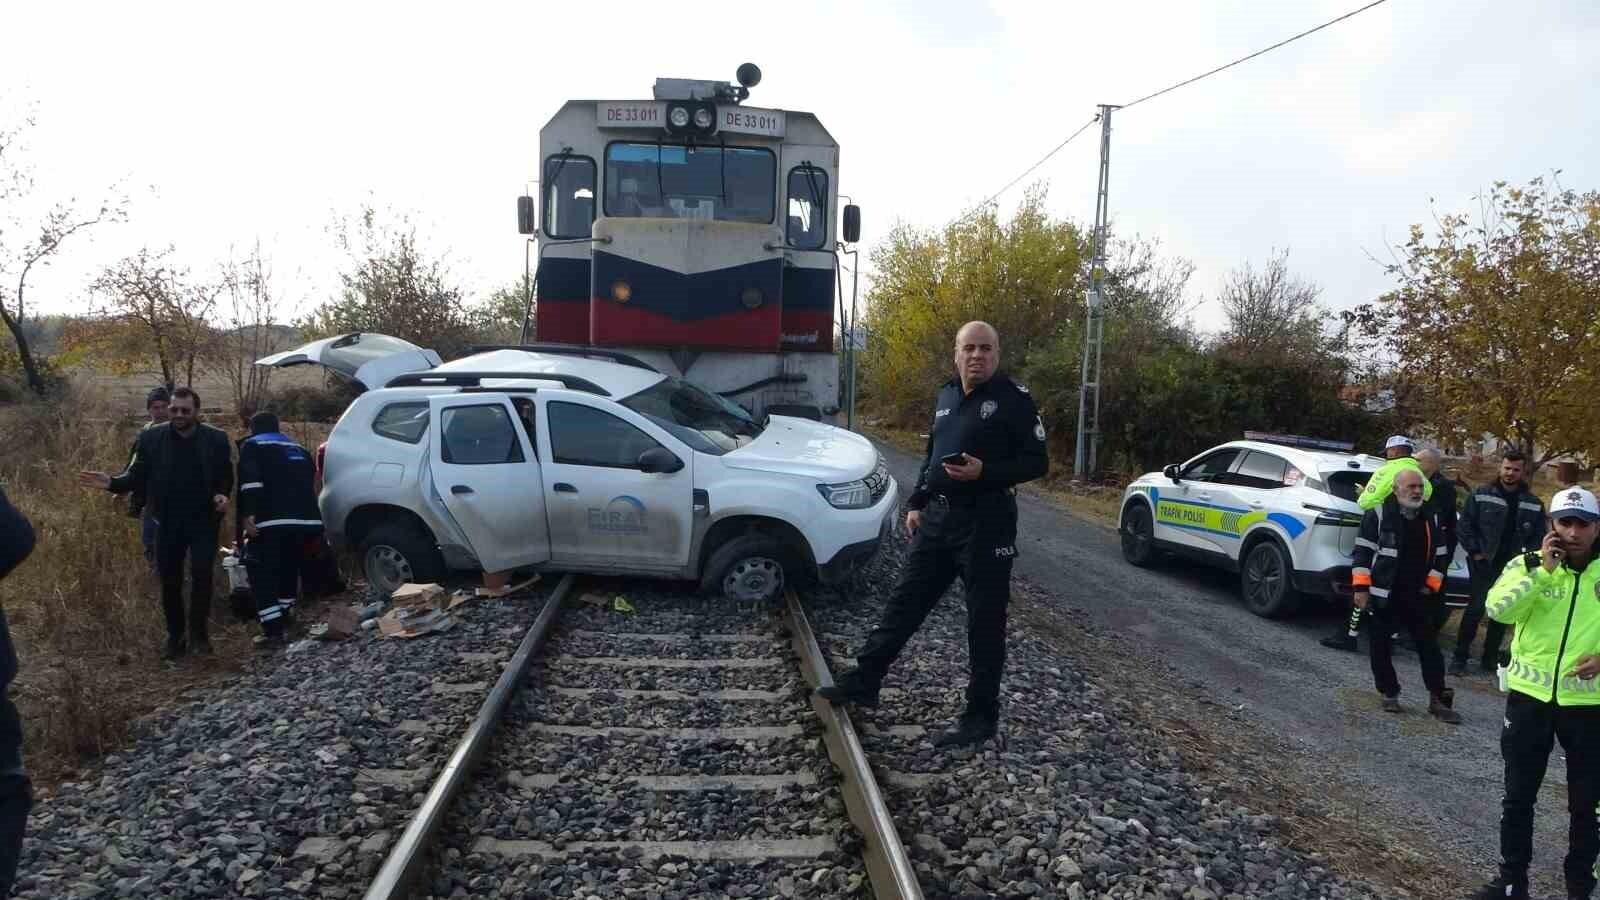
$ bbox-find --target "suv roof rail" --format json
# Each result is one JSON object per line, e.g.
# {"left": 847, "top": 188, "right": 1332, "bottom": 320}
{"left": 468, "top": 343, "right": 660, "bottom": 373}
{"left": 1243, "top": 431, "right": 1356, "bottom": 453}
{"left": 385, "top": 371, "right": 611, "bottom": 396}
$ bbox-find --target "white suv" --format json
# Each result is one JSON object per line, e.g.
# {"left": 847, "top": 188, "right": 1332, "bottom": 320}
{"left": 1118, "top": 434, "right": 1469, "bottom": 617}
{"left": 257, "top": 334, "right": 898, "bottom": 602}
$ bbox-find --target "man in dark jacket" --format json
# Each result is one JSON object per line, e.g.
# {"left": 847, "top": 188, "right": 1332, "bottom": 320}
{"left": 127, "top": 386, "right": 170, "bottom": 575}
{"left": 80, "top": 387, "right": 234, "bottom": 659}
{"left": 1452, "top": 451, "right": 1546, "bottom": 676}
{"left": 1417, "top": 448, "right": 1458, "bottom": 635}
{"left": 817, "top": 321, "right": 1049, "bottom": 747}
{"left": 237, "top": 412, "right": 322, "bottom": 646}
{"left": 1351, "top": 468, "right": 1460, "bottom": 722}
{"left": 0, "top": 485, "right": 36, "bottom": 896}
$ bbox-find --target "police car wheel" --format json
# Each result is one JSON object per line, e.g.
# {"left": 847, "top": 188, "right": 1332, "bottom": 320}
{"left": 1240, "top": 540, "right": 1298, "bottom": 618}
{"left": 703, "top": 534, "right": 795, "bottom": 604}
{"left": 1120, "top": 502, "right": 1157, "bottom": 567}
{"left": 361, "top": 523, "right": 444, "bottom": 597}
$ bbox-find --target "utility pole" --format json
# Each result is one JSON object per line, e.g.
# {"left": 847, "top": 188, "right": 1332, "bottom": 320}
{"left": 1074, "top": 105, "right": 1116, "bottom": 480}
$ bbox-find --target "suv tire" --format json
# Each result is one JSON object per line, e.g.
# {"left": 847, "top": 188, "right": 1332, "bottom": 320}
{"left": 702, "top": 534, "right": 797, "bottom": 603}
{"left": 1120, "top": 502, "right": 1158, "bottom": 568}
{"left": 1240, "top": 538, "right": 1297, "bottom": 618}
{"left": 360, "top": 523, "right": 445, "bottom": 598}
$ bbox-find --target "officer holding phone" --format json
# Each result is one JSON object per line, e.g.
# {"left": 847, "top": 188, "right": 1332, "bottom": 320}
{"left": 1469, "top": 486, "right": 1600, "bottom": 900}
{"left": 819, "top": 321, "right": 1049, "bottom": 747}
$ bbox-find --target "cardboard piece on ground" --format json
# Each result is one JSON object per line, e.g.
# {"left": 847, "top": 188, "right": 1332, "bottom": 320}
{"left": 481, "top": 570, "right": 512, "bottom": 591}
{"left": 390, "top": 583, "right": 446, "bottom": 610}
{"left": 320, "top": 605, "right": 360, "bottom": 640}
{"left": 376, "top": 607, "right": 457, "bottom": 639}
{"left": 474, "top": 574, "right": 541, "bottom": 600}
{"left": 577, "top": 592, "right": 609, "bottom": 608}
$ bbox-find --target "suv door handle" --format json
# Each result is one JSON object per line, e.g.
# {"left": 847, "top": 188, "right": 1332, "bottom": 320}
{"left": 554, "top": 483, "right": 577, "bottom": 493}
{"left": 451, "top": 485, "right": 473, "bottom": 495}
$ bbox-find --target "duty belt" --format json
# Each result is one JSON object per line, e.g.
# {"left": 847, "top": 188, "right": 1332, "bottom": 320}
{"left": 931, "top": 487, "right": 1016, "bottom": 507}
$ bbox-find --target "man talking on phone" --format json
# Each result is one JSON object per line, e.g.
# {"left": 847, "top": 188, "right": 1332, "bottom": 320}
{"left": 1469, "top": 487, "right": 1600, "bottom": 900}
{"left": 817, "top": 321, "right": 1048, "bottom": 747}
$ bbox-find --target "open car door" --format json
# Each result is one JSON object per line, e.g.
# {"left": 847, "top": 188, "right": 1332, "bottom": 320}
{"left": 255, "top": 332, "right": 441, "bottom": 391}
{"left": 426, "top": 393, "right": 551, "bottom": 575}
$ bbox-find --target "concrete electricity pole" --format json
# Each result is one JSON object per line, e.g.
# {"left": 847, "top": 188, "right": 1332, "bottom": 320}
{"left": 1073, "top": 105, "right": 1117, "bottom": 480}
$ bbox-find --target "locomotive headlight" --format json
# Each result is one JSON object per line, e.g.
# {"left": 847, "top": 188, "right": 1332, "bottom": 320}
{"left": 611, "top": 280, "right": 632, "bottom": 303}
{"left": 693, "top": 108, "right": 714, "bottom": 129}
{"left": 740, "top": 286, "right": 763, "bottom": 309}
{"left": 669, "top": 107, "right": 691, "bottom": 128}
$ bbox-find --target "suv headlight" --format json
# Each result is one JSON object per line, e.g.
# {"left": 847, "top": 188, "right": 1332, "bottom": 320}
{"left": 817, "top": 479, "right": 872, "bottom": 509}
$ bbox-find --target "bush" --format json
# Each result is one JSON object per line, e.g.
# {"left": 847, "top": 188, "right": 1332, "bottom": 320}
{"left": 266, "top": 382, "right": 358, "bottom": 423}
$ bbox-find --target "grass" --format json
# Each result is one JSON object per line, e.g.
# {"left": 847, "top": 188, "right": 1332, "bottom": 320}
{"left": 0, "top": 389, "right": 336, "bottom": 790}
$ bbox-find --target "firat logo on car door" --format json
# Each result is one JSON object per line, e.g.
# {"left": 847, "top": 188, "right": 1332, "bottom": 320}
{"left": 589, "top": 496, "right": 649, "bottom": 535}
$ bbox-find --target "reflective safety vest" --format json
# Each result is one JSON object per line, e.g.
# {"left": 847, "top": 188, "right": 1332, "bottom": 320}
{"left": 1357, "top": 457, "right": 1433, "bottom": 511}
{"left": 1488, "top": 553, "right": 1600, "bottom": 706}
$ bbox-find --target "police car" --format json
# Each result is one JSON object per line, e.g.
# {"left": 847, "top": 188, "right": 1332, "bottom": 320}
{"left": 1118, "top": 433, "right": 1470, "bottom": 617}
{"left": 256, "top": 334, "right": 898, "bottom": 603}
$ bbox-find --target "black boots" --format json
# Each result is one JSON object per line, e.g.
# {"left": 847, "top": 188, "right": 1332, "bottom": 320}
{"left": 1429, "top": 692, "right": 1462, "bottom": 724}
{"left": 1469, "top": 877, "right": 1527, "bottom": 899}
{"left": 815, "top": 668, "right": 881, "bottom": 708}
{"left": 160, "top": 635, "right": 187, "bottom": 661}
{"left": 934, "top": 712, "right": 998, "bottom": 748}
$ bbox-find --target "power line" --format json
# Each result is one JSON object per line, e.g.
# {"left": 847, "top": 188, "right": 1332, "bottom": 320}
{"left": 949, "top": 115, "right": 1100, "bottom": 227}
{"left": 1120, "top": 0, "right": 1388, "bottom": 111}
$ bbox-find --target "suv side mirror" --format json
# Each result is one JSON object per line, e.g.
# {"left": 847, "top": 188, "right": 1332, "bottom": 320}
{"left": 517, "top": 195, "right": 536, "bottom": 236}
{"left": 1163, "top": 464, "right": 1181, "bottom": 482}
{"left": 637, "top": 447, "right": 683, "bottom": 474}
{"left": 842, "top": 204, "right": 861, "bottom": 243}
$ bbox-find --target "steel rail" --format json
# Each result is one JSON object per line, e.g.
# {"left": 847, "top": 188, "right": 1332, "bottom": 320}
{"left": 783, "top": 588, "right": 924, "bottom": 900}
{"left": 363, "top": 572, "right": 577, "bottom": 900}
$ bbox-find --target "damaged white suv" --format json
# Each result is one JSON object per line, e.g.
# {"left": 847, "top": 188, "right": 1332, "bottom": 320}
{"left": 258, "top": 334, "right": 898, "bottom": 602}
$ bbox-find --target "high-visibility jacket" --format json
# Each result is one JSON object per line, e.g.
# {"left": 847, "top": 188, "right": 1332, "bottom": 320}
{"left": 1357, "top": 457, "right": 1433, "bottom": 511}
{"left": 1488, "top": 553, "right": 1600, "bottom": 706}
{"left": 1350, "top": 496, "right": 1449, "bottom": 601}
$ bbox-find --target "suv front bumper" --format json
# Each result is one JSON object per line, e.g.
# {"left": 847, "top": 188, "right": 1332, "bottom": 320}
{"left": 817, "top": 506, "right": 896, "bottom": 586}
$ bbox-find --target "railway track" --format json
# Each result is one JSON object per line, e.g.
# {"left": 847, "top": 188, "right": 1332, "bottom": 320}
{"left": 361, "top": 573, "right": 923, "bottom": 900}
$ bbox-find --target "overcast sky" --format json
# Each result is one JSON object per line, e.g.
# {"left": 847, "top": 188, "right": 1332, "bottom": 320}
{"left": 3, "top": 0, "right": 1596, "bottom": 333}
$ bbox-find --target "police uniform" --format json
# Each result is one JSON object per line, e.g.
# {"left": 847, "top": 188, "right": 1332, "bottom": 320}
{"left": 237, "top": 425, "right": 322, "bottom": 640}
{"left": 823, "top": 371, "right": 1048, "bottom": 742}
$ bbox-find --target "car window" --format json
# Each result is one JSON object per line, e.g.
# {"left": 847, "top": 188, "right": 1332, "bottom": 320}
{"left": 619, "top": 376, "right": 762, "bottom": 455}
{"left": 440, "top": 404, "right": 525, "bottom": 465}
{"left": 1231, "top": 451, "right": 1289, "bottom": 489}
{"left": 548, "top": 401, "right": 662, "bottom": 468}
{"left": 1182, "top": 449, "right": 1240, "bottom": 482}
{"left": 373, "top": 402, "right": 429, "bottom": 443}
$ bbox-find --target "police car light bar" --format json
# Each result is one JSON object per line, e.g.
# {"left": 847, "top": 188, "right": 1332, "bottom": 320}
{"left": 1243, "top": 431, "right": 1356, "bottom": 453}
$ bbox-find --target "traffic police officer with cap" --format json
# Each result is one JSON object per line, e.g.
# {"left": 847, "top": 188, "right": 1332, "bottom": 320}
{"left": 1470, "top": 486, "right": 1600, "bottom": 900}
{"left": 818, "top": 321, "right": 1048, "bottom": 747}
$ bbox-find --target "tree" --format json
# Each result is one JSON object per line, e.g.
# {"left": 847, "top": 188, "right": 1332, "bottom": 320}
{"left": 0, "top": 112, "right": 124, "bottom": 395}
{"left": 469, "top": 275, "right": 534, "bottom": 346}
{"left": 1214, "top": 249, "right": 1332, "bottom": 363}
{"left": 1343, "top": 177, "right": 1600, "bottom": 468}
{"left": 79, "top": 246, "right": 219, "bottom": 388}
{"left": 302, "top": 205, "right": 478, "bottom": 358}
{"left": 209, "top": 241, "right": 289, "bottom": 415}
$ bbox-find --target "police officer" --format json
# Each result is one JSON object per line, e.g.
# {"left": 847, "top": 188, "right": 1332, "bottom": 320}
{"left": 237, "top": 412, "right": 322, "bottom": 646}
{"left": 1452, "top": 451, "right": 1546, "bottom": 676}
{"left": 0, "top": 484, "right": 36, "bottom": 895}
{"left": 818, "top": 321, "right": 1048, "bottom": 747}
{"left": 1469, "top": 487, "right": 1600, "bottom": 900}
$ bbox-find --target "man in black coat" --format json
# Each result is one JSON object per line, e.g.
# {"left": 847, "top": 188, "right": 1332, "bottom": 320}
{"left": 0, "top": 485, "right": 36, "bottom": 896}
{"left": 81, "top": 387, "right": 234, "bottom": 659}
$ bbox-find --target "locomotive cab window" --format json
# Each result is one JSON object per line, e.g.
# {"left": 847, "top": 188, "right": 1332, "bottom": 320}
{"left": 786, "top": 166, "right": 828, "bottom": 250}
{"left": 604, "top": 143, "right": 776, "bottom": 224}
{"left": 543, "top": 155, "right": 596, "bottom": 239}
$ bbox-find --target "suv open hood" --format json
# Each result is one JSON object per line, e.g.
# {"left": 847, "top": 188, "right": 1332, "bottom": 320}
{"left": 256, "top": 333, "right": 441, "bottom": 391}
{"left": 722, "top": 416, "right": 878, "bottom": 481}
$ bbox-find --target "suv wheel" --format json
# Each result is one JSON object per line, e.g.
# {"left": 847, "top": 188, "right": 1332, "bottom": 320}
{"left": 1241, "top": 539, "right": 1297, "bottom": 618}
{"left": 1120, "top": 502, "right": 1157, "bottom": 567}
{"left": 360, "top": 523, "right": 445, "bottom": 598}
{"left": 702, "top": 534, "right": 796, "bottom": 604}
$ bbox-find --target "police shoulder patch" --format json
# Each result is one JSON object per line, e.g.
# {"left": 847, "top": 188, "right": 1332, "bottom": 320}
{"left": 1013, "top": 381, "right": 1029, "bottom": 394}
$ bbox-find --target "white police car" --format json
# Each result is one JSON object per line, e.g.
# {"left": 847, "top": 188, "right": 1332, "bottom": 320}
{"left": 256, "top": 334, "right": 898, "bottom": 602}
{"left": 1118, "top": 433, "right": 1470, "bottom": 617}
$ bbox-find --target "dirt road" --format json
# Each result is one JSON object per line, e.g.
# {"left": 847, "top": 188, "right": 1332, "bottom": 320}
{"left": 876, "top": 442, "right": 1577, "bottom": 900}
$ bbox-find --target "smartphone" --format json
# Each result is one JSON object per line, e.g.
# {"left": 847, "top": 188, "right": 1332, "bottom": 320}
{"left": 940, "top": 452, "right": 967, "bottom": 466}
{"left": 1548, "top": 530, "right": 1566, "bottom": 561}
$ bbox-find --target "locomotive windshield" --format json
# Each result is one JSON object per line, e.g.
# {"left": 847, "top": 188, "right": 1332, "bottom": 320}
{"left": 603, "top": 143, "right": 776, "bottom": 224}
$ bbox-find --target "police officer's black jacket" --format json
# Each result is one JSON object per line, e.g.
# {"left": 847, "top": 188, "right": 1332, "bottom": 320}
{"left": 110, "top": 423, "right": 234, "bottom": 524}
{"left": 1458, "top": 480, "right": 1544, "bottom": 563}
{"left": 237, "top": 432, "right": 321, "bottom": 529}
{"left": 1426, "top": 471, "right": 1458, "bottom": 560}
{"left": 0, "top": 485, "right": 35, "bottom": 583}
{"left": 907, "top": 371, "right": 1049, "bottom": 511}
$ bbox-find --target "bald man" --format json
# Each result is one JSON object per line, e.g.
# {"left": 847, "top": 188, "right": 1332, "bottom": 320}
{"left": 818, "top": 321, "right": 1049, "bottom": 747}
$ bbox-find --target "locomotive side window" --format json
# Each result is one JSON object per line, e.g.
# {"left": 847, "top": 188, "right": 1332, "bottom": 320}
{"left": 786, "top": 166, "right": 828, "bottom": 250}
{"left": 543, "top": 155, "right": 596, "bottom": 239}
{"left": 604, "top": 143, "right": 776, "bottom": 224}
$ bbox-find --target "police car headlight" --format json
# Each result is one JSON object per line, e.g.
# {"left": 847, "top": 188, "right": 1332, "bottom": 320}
{"left": 817, "top": 480, "right": 871, "bottom": 509}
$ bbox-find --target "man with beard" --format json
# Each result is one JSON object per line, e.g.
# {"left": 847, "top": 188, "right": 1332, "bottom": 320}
{"left": 1453, "top": 451, "right": 1546, "bottom": 676}
{"left": 1350, "top": 467, "right": 1460, "bottom": 722}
